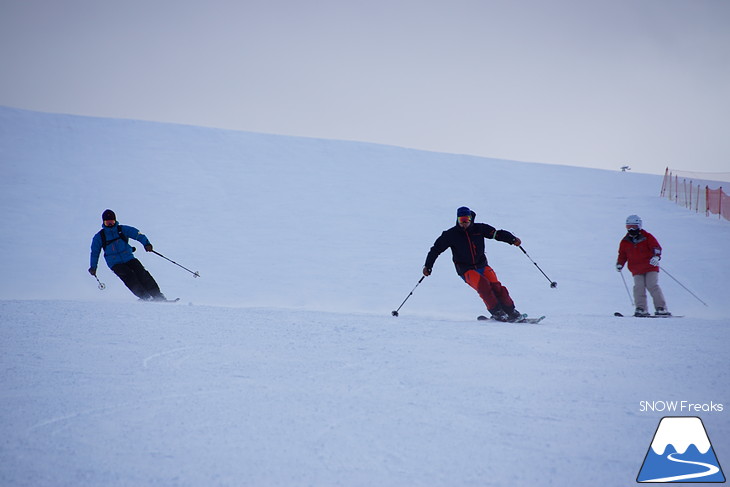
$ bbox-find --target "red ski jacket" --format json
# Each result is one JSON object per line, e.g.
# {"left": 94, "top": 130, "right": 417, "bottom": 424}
{"left": 617, "top": 230, "right": 662, "bottom": 276}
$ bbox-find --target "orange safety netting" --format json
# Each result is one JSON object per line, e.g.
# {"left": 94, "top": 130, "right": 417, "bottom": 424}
{"left": 706, "top": 187, "right": 730, "bottom": 220}
{"left": 660, "top": 168, "right": 730, "bottom": 222}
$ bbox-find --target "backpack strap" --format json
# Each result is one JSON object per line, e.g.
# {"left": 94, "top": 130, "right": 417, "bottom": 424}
{"left": 100, "top": 225, "right": 128, "bottom": 251}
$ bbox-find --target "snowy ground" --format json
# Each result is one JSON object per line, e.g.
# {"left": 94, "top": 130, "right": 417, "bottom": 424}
{"left": 1, "top": 106, "right": 728, "bottom": 486}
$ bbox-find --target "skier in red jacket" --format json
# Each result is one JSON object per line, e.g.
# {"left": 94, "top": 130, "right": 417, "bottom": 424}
{"left": 616, "top": 215, "right": 670, "bottom": 316}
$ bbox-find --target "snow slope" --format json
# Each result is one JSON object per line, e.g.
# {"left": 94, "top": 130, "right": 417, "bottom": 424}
{"left": 1, "top": 106, "right": 728, "bottom": 486}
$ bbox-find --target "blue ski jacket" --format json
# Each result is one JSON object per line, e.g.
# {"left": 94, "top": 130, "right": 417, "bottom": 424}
{"left": 90, "top": 222, "right": 152, "bottom": 270}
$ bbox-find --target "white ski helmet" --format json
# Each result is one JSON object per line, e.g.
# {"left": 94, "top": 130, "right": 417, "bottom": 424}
{"left": 626, "top": 214, "right": 642, "bottom": 228}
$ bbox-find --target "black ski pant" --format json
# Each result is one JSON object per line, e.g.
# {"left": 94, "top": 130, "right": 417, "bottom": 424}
{"left": 111, "top": 258, "right": 164, "bottom": 300}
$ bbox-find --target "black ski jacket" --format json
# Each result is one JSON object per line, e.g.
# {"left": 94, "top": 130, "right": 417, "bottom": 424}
{"left": 425, "top": 217, "right": 518, "bottom": 276}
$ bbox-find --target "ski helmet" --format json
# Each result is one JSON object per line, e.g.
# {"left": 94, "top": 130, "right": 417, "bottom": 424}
{"left": 457, "top": 206, "right": 471, "bottom": 217}
{"left": 102, "top": 209, "right": 116, "bottom": 221}
{"left": 625, "top": 214, "right": 642, "bottom": 229}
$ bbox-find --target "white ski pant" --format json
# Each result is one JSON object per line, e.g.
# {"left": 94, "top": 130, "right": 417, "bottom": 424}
{"left": 633, "top": 271, "right": 667, "bottom": 311}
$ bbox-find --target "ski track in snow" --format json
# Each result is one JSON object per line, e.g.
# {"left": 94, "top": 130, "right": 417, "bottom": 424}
{"left": 142, "top": 346, "right": 201, "bottom": 369}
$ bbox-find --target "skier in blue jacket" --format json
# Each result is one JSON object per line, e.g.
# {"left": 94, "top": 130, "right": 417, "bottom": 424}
{"left": 89, "top": 209, "right": 166, "bottom": 301}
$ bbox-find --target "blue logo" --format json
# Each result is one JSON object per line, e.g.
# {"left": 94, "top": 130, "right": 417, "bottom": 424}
{"left": 637, "top": 416, "right": 725, "bottom": 483}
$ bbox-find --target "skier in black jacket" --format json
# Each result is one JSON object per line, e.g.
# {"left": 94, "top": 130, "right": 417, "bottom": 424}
{"left": 424, "top": 206, "right": 522, "bottom": 322}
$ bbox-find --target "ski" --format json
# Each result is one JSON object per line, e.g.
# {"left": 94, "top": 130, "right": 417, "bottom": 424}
{"left": 478, "top": 313, "right": 527, "bottom": 322}
{"left": 613, "top": 312, "right": 682, "bottom": 318}
{"left": 477, "top": 314, "right": 545, "bottom": 324}
{"left": 520, "top": 315, "right": 546, "bottom": 324}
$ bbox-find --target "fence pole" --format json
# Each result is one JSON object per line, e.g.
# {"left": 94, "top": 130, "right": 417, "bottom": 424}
{"left": 695, "top": 183, "right": 700, "bottom": 213}
{"left": 674, "top": 174, "right": 678, "bottom": 203}
{"left": 720, "top": 187, "right": 723, "bottom": 219}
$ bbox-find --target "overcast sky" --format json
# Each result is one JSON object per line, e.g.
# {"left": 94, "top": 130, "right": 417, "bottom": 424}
{"left": 1, "top": 0, "right": 728, "bottom": 175}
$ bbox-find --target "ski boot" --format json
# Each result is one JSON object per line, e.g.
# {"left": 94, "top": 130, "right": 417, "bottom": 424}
{"left": 634, "top": 307, "right": 651, "bottom": 317}
{"left": 505, "top": 308, "right": 523, "bottom": 322}
{"left": 489, "top": 308, "right": 509, "bottom": 322}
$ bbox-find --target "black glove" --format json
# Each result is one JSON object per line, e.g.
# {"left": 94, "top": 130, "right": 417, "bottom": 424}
{"left": 144, "top": 244, "right": 153, "bottom": 252}
{"left": 88, "top": 267, "right": 96, "bottom": 276}
{"left": 423, "top": 266, "right": 432, "bottom": 276}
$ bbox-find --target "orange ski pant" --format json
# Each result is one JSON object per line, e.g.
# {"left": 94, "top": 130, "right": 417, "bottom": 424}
{"left": 462, "top": 266, "right": 514, "bottom": 312}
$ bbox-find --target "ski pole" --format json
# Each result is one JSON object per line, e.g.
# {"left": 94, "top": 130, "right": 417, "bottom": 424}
{"left": 660, "top": 265, "right": 708, "bottom": 307}
{"left": 94, "top": 275, "right": 106, "bottom": 290}
{"left": 519, "top": 246, "right": 557, "bottom": 288}
{"left": 392, "top": 275, "right": 425, "bottom": 316}
{"left": 618, "top": 269, "right": 634, "bottom": 306}
{"left": 151, "top": 250, "right": 200, "bottom": 278}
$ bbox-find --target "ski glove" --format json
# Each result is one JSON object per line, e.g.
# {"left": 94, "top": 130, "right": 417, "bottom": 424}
{"left": 512, "top": 237, "right": 521, "bottom": 246}
{"left": 616, "top": 264, "right": 623, "bottom": 272}
{"left": 423, "top": 266, "right": 432, "bottom": 276}
{"left": 144, "top": 244, "right": 153, "bottom": 252}
{"left": 649, "top": 256, "right": 660, "bottom": 266}
{"left": 88, "top": 267, "right": 96, "bottom": 276}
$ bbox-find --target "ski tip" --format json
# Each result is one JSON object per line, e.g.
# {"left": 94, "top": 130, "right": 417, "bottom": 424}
{"left": 614, "top": 312, "right": 624, "bottom": 317}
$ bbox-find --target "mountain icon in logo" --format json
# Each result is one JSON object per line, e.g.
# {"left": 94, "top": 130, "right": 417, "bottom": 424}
{"left": 637, "top": 416, "right": 725, "bottom": 483}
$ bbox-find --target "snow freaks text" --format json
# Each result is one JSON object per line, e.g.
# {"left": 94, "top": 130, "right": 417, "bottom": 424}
{"left": 639, "top": 401, "right": 724, "bottom": 413}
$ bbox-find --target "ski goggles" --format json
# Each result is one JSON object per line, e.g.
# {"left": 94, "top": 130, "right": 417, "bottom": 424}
{"left": 458, "top": 215, "right": 472, "bottom": 224}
